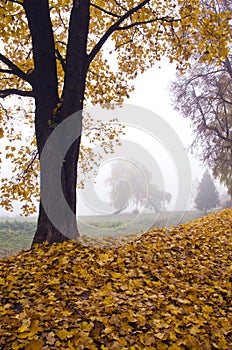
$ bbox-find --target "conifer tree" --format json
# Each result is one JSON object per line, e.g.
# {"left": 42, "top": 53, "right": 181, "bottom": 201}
{"left": 195, "top": 170, "right": 220, "bottom": 214}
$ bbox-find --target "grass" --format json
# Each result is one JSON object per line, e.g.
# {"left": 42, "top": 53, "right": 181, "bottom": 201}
{"left": 78, "top": 211, "right": 210, "bottom": 237}
{"left": 0, "top": 210, "right": 215, "bottom": 258}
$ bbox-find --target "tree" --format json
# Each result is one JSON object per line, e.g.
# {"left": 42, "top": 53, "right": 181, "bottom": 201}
{"left": 170, "top": 0, "right": 232, "bottom": 195}
{"left": 0, "top": 0, "right": 231, "bottom": 244}
{"left": 195, "top": 170, "right": 220, "bottom": 214}
{"left": 171, "top": 56, "right": 232, "bottom": 196}
{"left": 106, "top": 160, "right": 172, "bottom": 214}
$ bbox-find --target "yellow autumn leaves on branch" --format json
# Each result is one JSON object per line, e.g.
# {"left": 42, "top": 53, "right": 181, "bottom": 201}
{"left": 1, "top": 0, "right": 232, "bottom": 216}
{"left": 0, "top": 208, "right": 231, "bottom": 349}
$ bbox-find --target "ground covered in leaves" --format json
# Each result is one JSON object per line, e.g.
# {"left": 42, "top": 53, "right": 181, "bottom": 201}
{"left": 0, "top": 209, "right": 231, "bottom": 349}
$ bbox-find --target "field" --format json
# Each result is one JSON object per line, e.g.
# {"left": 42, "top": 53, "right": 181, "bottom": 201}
{"left": 0, "top": 211, "right": 211, "bottom": 258}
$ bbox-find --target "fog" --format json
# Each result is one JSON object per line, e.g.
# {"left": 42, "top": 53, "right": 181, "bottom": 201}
{"left": 0, "top": 59, "right": 214, "bottom": 219}
{"left": 77, "top": 60, "right": 205, "bottom": 216}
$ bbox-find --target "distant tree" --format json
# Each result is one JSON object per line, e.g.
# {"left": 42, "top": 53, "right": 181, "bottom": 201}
{"left": 195, "top": 170, "right": 220, "bottom": 214}
{"left": 171, "top": 25, "right": 232, "bottom": 196}
{"left": 106, "top": 160, "right": 172, "bottom": 214}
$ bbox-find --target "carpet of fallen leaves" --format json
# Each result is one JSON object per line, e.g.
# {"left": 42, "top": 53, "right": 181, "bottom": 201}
{"left": 0, "top": 209, "right": 232, "bottom": 350}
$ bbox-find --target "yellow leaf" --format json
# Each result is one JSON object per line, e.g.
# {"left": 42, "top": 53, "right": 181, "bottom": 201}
{"left": 18, "top": 319, "right": 31, "bottom": 333}
{"left": 28, "top": 319, "right": 41, "bottom": 337}
{"left": 56, "top": 329, "right": 71, "bottom": 340}
{"left": 169, "top": 344, "right": 184, "bottom": 350}
{"left": 25, "top": 338, "right": 44, "bottom": 350}
{"left": 202, "top": 305, "right": 213, "bottom": 313}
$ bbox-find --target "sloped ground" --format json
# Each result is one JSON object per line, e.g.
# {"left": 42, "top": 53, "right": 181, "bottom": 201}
{"left": 0, "top": 209, "right": 231, "bottom": 350}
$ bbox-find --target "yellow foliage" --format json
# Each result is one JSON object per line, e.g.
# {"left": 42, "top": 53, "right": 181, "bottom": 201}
{"left": 0, "top": 209, "right": 231, "bottom": 349}
{"left": 0, "top": 0, "right": 232, "bottom": 215}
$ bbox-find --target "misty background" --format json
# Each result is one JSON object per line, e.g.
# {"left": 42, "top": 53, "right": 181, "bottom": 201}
{"left": 0, "top": 59, "right": 227, "bottom": 218}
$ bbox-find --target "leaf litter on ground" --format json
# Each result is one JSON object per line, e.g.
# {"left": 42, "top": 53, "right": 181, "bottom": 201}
{"left": 0, "top": 208, "right": 231, "bottom": 349}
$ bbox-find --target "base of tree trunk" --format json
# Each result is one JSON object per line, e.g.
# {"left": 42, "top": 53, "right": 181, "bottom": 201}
{"left": 32, "top": 226, "right": 71, "bottom": 246}
{"left": 31, "top": 203, "right": 80, "bottom": 246}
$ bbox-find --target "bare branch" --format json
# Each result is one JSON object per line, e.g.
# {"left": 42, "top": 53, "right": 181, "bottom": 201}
{"left": 0, "top": 88, "right": 34, "bottom": 98}
{"left": 90, "top": 2, "right": 121, "bottom": 18}
{"left": 88, "top": 0, "right": 151, "bottom": 64}
{"left": 191, "top": 84, "right": 231, "bottom": 142}
{"left": 0, "top": 53, "right": 33, "bottom": 85}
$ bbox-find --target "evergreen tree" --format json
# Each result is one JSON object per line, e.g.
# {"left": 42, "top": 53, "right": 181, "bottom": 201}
{"left": 195, "top": 171, "right": 220, "bottom": 214}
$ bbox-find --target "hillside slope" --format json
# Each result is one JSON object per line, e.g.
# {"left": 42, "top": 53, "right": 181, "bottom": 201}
{"left": 0, "top": 209, "right": 231, "bottom": 349}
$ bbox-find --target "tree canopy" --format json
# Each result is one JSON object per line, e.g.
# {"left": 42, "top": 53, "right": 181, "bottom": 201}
{"left": 0, "top": 0, "right": 231, "bottom": 243}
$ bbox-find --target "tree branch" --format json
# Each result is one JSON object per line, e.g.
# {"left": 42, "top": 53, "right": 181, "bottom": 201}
{"left": 0, "top": 69, "right": 14, "bottom": 74}
{"left": 0, "top": 53, "right": 33, "bottom": 85}
{"left": 191, "top": 84, "right": 231, "bottom": 143}
{"left": 180, "top": 68, "right": 225, "bottom": 94}
{"left": 117, "top": 18, "right": 159, "bottom": 30}
{"left": 224, "top": 57, "right": 232, "bottom": 79}
{"left": 0, "top": 88, "right": 34, "bottom": 98}
{"left": 87, "top": 0, "right": 151, "bottom": 64}
{"left": 55, "top": 48, "right": 66, "bottom": 72}
{"left": 90, "top": 2, "right": 121, "bottom": 18}
{"left": 115, "top": 38, "right": 133, "bottom": 50}
{"left": 117, "top": 16, "right": 179, "bottom": 31}
{"left": 117, "top": 19, "right": 157, "bottom": 30}
{"left": 24, "top": 149, "right": 39, "bottom": 174}
{"left": 113, "top": 0, "right": 127, "bottom": 12}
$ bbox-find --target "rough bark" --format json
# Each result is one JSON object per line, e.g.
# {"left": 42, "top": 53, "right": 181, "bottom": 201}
{"left": 23, "top": 0, "right": 90, "bottom": 245}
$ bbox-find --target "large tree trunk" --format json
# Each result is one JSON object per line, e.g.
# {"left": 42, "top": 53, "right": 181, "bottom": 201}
{"left": 23, "top": 0, "right": 90, "bottom": 245}
{"left": 33, "top": 104, "right": 83, "bottom": 245}
{"left": 33, "top": 204, "right": 72, "bottom": 245}
{"left": 32, "top": 136, "right": 81, "bottom": 245}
